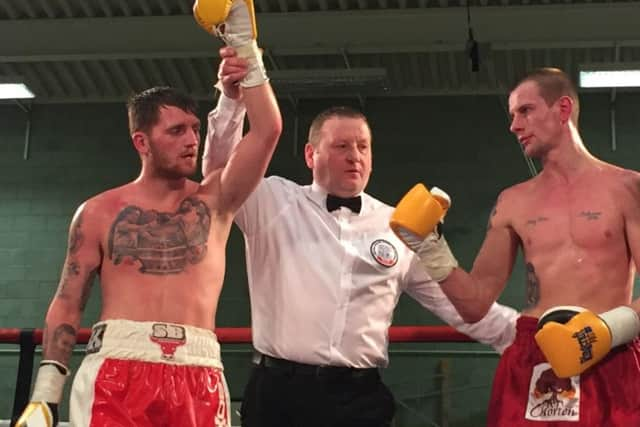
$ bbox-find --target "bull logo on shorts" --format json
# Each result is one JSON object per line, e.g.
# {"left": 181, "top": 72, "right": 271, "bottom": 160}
{"left": 370, "top": 239, "right": 398, "bottom": 268}
{"left": 525, "top": 363, "right": 580, "bottom": 422}
{"left": 150, "top": 323, "right": 186, "bottom": 360}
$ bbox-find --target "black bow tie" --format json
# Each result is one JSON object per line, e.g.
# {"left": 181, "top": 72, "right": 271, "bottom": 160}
{"left": 326, "top": 194, "right": 362, "bottom": 213}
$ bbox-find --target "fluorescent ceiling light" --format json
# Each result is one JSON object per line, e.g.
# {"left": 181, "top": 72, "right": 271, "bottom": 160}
{"left": 0, "top": 76, "right": 35, "bottom": 99}
{"left": 579, "top": 64, "right": 640, "bottom": 88}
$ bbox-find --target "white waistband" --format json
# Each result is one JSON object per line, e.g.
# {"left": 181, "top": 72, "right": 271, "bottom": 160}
{"left": 85, "top": 319, "right": 222, "bottom": 368}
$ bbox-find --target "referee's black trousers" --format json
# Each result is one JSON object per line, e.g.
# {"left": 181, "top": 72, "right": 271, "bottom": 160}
{"left": 240, "top": 353, "right": 396, "bottom": 427}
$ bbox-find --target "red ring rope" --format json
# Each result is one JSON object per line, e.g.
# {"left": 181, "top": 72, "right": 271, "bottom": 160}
{"left": 0, "top": 326, "right": 472, "bottom": 345}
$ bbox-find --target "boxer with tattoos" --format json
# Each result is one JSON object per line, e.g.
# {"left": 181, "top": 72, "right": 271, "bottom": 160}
{"left": 392, "top": 68, "right": 640, "bottom": 425}
{"left": 15, "top": 3, "right": 280, "bottom": 423}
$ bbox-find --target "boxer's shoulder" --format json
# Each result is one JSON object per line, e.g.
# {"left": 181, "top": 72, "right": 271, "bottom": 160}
{"left": 613, "top": 167, "right": 640, "bottom": 198}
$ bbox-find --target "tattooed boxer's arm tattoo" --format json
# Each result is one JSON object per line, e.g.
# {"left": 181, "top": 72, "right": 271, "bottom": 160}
{"left": 45, "top": 207, "right": 100, "bottom": 365}
{"left": 55, "top": 209, "right": 99, "bottom": 309}
{"left": 108, "top": 196, "right": 212, "bottom": 275}
{"left": 79, "top": 268, "right": 98, "bottom": 311}
{"left": 487, "top": 192, "right": 507, "bottom": 231}
{"left": 68, "top": 213, "right": 84, "bottom": 254}
{"left": 525, "top": 262, "right": 540, "bottom": 308}
{"left": 487, "top": 203, "right": 498, "bottom": 230}
{"left": 57, "top": 212, "right": 84, "bottom": 298}
{"left": 43, "top": 323, "right": 77, "bottom": 364}
{"left": 56, "top": 262, "right": 97, "bottom": 303}
{"left": 579, "top": 211, "right": 602, "bottom": 221}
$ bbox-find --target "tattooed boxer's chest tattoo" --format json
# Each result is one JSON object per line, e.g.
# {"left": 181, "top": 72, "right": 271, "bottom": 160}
{"left": 525, "top": 216, "right": 549, "bottom": 227}
{"left": 579, "top": 211, "right": 601, "bottom": 221}
{"left": 525, "top": 262, "right": 540, "bottom": 308}
{"left": 108, "top": 196, "right": 212, "bottom": 275}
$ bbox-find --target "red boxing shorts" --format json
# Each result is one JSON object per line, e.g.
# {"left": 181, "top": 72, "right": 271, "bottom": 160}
{"left": 69, "top": 319, "right": 231, "bottom": 427}
{"left": 488, "top": 316, "right": 640, "bottom": 426}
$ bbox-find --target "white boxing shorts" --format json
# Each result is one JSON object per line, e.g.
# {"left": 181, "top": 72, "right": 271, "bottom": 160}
{"left": 69, "top": 319, "right": 230, "bottom": 427}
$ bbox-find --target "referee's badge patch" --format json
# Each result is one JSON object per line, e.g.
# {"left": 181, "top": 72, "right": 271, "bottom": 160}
{"left": 370, "top": 239, "right": 398, "bottom": 268}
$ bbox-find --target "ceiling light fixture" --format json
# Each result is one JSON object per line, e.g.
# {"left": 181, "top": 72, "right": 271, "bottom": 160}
{"left": 579, "top": 63, "right": 640, "bottom": 88}
{"left": 0, "top": 76, "right": 35, "bottom": 99}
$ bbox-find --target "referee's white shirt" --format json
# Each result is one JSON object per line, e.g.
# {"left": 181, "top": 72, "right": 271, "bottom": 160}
{"left": 207, "top": 96, "right": 518, "bottom": 368}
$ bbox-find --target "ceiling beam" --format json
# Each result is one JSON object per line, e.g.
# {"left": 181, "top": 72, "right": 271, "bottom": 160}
{"left": 78, "top": 1, "right": 95, "bottom": 17}
{"left": 1, "top": 4, "right": 640, "bottom": 60}
{"left": 26, "top": 85, "right": 639, "bottom": 105}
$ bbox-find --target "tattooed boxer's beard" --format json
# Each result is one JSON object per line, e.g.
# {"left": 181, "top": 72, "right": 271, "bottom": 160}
{"left": 148, "top": 141, "right": 198, "bottom": 179}
{"left": 157, "top": 162, "right": 197, "bottom": 180}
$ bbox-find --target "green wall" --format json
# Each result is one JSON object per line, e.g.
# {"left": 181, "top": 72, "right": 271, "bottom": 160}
{"left": 1, "top": 92, "right": 639, "bottom": 426}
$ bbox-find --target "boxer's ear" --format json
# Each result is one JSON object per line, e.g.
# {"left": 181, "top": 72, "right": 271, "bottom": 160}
{"left": 132, "top": 131, "right": 150, "bottom": 156}
{"left": 557, "top": 96, "right": 573, "bottom": 125}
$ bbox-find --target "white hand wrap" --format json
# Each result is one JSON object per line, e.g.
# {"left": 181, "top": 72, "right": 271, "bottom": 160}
{"left": 235, "top": 41, "right": 268, "bottom": 88}
{"left": 416, "top": 232, "right": 459, "bottom": 282}
{"left": 395, "top": 228, "right": 424, "bottom": 253}
{"left": 31, "top": 360, "right": 69, "bottom": 404}
{"left": 600, "top": 306, "right": 640, "bottom": 348}
{"left": 216, "top": 0, "right": 268, "bottom": 87}
{"left": 214, "top": 0, "right": 252, "bottom": 47}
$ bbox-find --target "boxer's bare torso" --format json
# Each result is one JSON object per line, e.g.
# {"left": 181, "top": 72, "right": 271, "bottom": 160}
{"left": 77, "top": 179, "right": 231, "bottom": 329}
{"left": 493, "top": 162, "right": 640, "bottom": 317}
{"left": 442, "top": 78, "right": 640, "bottom": 323}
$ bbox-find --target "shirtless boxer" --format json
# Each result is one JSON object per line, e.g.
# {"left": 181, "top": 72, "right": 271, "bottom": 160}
{"left": 391, "top": 68, "right": 640, "bottom": 425}
{"left": 14, "top": 0, "right": 281, "bottom": 425}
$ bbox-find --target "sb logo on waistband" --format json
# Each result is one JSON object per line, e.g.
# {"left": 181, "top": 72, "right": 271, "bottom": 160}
{"left": 150, "top": 323, "right": 186, "bottom": 360}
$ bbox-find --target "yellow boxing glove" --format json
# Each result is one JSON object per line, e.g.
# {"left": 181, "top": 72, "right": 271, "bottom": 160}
{"left": 535, "top": 306, "right": 640, "bottom": 378}
{"left": 193, "top": 0, "right": 233, "bottom": 35}
{"left": 193, "top": 0, "right": 266, "bottom": 87}
{"left": 390, "top": 184, "right": 458, "bottom": 282}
